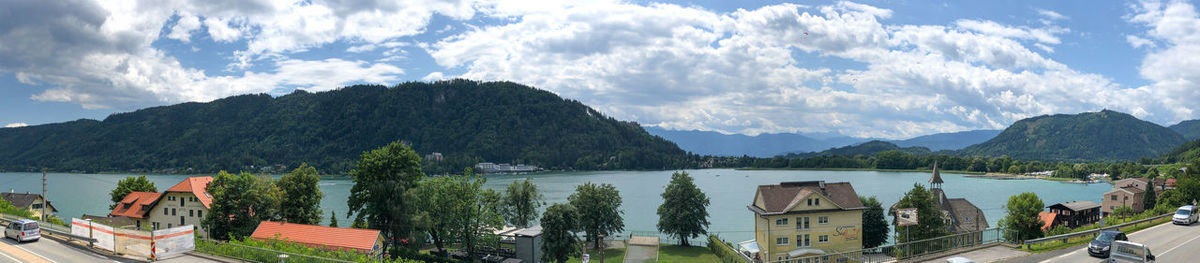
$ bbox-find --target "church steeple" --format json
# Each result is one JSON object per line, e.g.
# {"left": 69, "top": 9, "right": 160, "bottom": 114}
{"left": 929, "top": 161, "right": 944, "bottom": 189}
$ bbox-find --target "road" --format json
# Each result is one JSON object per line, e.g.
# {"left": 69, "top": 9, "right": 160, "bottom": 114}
{"left": 1028, "top": 220, "right": 1200, "bottom": 263}
{"left": 0, "top": 233, "right": 133, "bottom": 263}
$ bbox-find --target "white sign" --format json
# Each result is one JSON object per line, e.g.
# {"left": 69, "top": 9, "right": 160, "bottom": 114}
{"left": 897, "top": 208, "right": 919, "bottom": 226}
{"left": 582, "top": 253, "right": 590, "bottom": 263}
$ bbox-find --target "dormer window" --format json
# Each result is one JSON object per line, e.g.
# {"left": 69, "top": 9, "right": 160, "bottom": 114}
{"left": 815, "top": 198, "right": 820, "bottom": 206}
{"left": 807, "top": 199, "right": 812, "bottom": 206}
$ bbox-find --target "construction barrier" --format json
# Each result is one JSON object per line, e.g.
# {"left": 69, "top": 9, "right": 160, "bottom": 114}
{"left": 115, "top": 227, "right": 153, "bottom": 258}
{"left": 72, "top": 218, "right": 115, "bottom": 251}
{"left": 70, "top": 218, "right": 195, "bottom": 260}
{"left": 153, "top": 225, "right": 195, "bottom": 259}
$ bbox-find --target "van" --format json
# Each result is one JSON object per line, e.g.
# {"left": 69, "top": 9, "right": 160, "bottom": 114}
{"left": 3, "top": 219, "right": 40, "bottom": 242}
{"left": 1105, "top": 240, "right": 1155, "bottom": 263}
{"left": 1173, "top": 205, "right": 1199, "bottom": 225}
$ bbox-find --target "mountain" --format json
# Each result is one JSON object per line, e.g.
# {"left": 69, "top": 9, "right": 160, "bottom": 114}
{"left": 890, "top": 130, "right": 1001, "bottom": 151}
{"left": 783, "top": 140, "right": 932, "bottom": 158}
{"left": 0, "top": 80, "right": 688, "bottom": 173}
{"left": 961, "top": 110, "right": 1188, "bottom": 161}
{"left": 642, "top": 127, "right": 870, "bottom": 157}
{"left": 1170, "top": 120, "right": 1200, "bottom": 140}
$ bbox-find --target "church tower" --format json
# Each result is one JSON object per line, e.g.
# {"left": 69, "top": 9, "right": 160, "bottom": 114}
{"left": 929, "top": 161, "right": 944, "bottom": 190}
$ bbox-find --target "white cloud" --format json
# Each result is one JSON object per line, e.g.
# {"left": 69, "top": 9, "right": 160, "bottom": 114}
{"left": 1036, "top": 9, "right": 1068, "bottom": 20}
{"left": 1123, "top": 0, "right": 1200, "bottom": 123}
{"left": 167, "top": 13, "right": 202, "bottom": 43}
{"left": 422, "top": 72, "right": 445, "bottom": 81}
{"left": 4, "top": 123, "right": 28, "bottom": 128}
{"left": 1127, "top": 35, "right": 1156, "bottom": 48}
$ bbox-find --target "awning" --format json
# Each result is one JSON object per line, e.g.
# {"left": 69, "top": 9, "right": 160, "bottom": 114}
{"left": 737, "top": 240, "right": 760, "bottom": 254}
{"left": 786, "top": 248, "right": 826, "bottom": 257}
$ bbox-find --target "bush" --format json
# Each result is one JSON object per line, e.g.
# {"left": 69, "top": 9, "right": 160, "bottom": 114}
{"left": 196, "top": 237, "right": 427, "bottom": 263}
{"left": 1045, "top": 225, "right": 1071, "bottom": 236}
{"left": 707, "top": 235, "right": 746, "bottom": 263}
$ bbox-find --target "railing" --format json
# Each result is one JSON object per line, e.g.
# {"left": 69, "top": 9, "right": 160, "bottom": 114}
{"left": 1022, "top": 213, "right": 1172, "bottom": 249}
{"left": 767, "top": 227, "right": 1009, "bottom": 263}
{"left": 0, "top": 213, "right": 95, "bottom": 243}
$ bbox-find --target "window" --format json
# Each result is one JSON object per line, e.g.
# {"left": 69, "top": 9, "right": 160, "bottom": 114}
{"left": 1111, "top": 195, "right": 1117, "bottom": 200}
{"left": 180, "top": 197, "right": 184, "bottom": 206}
{"left": 807, "top": 199, "right": 813, "bottom": 206}
{"left": 802, "top": 217, "right": 810, "bottom": 229}
{"left": 795, "top": 234, "right": 810, "bottom": 247}
{"left": 198, "top": 210, "right": 203, "bottom": 218}
{"left": 775, "top": 237, "right": 789, "bottom": 245}
{"left": 775, "top": 218, "right": 789, "bottom": 226}
{"left": 819, "top": 235, "right": 829, "bottom": 243}
{"left": 815, "top": 198, "right": 820, "bottom": 206}
{"left": 818, "top": 216, "right": 829, "bottom": 224}
{"left": 168, "top": 223, "right": 172, "bottom": 228}
{"left": 172, "top": 208, "right": 176, "bottom": 216}
{"left": 190, "top": 210, "right": 194, "bottom": 217}
{"left": 180, "top": 216, "right": 185, "bottom": 226}
{"left": 31, "top": 204, "right": 41, "bottom": 209}
{"left": 164, "top": 208, "right": 168, "bottom": 215}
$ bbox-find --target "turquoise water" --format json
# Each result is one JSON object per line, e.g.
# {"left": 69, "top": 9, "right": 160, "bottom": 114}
{"left": 0, "top": 169, "right": 1112, "bottom": 243}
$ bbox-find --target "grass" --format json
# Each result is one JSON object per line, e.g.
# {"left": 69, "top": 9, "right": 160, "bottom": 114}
{"left": 567, "top": 248, "right": 626, "bottom": 263}
{"left": 1023, "top": 215, "right": 1173, "bottom": 253}
{"left": 657, "top": 245, "right": 722, "bottom": 263}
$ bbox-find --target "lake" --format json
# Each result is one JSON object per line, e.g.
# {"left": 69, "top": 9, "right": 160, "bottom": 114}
{"left": 0, "top": 169, "right": 1112, "bottom": 243}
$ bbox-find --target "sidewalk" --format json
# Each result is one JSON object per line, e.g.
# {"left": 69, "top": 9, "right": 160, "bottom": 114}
{"left": 625, "top": 236, "right": 659, "bottom": 263}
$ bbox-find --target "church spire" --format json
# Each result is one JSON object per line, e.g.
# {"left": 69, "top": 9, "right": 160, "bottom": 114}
{"left": 930, "top": 161, "right": 944, "bottom": 189}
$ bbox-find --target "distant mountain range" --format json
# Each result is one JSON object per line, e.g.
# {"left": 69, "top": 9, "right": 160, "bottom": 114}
{"left": 645, "top": 127, "right": 999, "bottom": 157}
{"left": 891, "top": 130, "right": 1002, "bottom": 151}
{"left": 1170, "top": 120, "right": 1200, "bottom": 140}
{"left": 962, "top": 110, "right": 1187, "bottom": 161}
{"left": 781, "top": 140, "right": 932, "bottom": 159}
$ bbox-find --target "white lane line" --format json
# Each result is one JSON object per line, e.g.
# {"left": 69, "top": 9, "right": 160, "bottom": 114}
{"left": 1040, "top": 248, "right": 1082, "bottom": 263}
{"left": 1159, "top": 232, "right": 1200, "bottom": 256}
{"left": 1040, "top": 221, "right": 1177, "bottom": 263}
{"left": 11, "top": 243, "right": 58, "bottom": 263}
{"left": 0, "top": 250, "right": 21, "bottom": 263}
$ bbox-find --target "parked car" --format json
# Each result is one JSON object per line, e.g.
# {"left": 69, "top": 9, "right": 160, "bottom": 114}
{"left": 1102, "top": 240, "right": 1155, "bottom": 263}
{"left": 1088, "top": 230, "right": 1128, "bottom": 258}
{"left": 4, "top": 219, "right": 40, "bottom": 242}
{"left": 945, "top": 256, "right": 976, "bottom": 263}
{"left": 1173, "top": 205, "right": 1199, "bottom": 225}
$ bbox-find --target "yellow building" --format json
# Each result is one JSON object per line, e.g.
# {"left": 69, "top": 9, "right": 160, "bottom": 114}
{"left": 110, "top": 177, "right": 213, "bottom": 238}
{"left": 1, "top": 192, "right": 58, "bottom": 220}
{"left": 748, "top": 181, "right": 864, "bottom": 262}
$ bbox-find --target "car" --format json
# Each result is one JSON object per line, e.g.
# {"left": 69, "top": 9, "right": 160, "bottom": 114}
{"left": 1101, "top": 240, "right": 1155, "bottom": 263}
{"left": 945, "top": 256, "right": 976, "bottom": 263}
{"left": 1088, "top": 230, "right": 1128, "bottom": 258}
{"left": 3, "top": 219, "right": 40, "bottom": 242}
{"left": 1173, "top": 205, "right": 1199, "bottom": 225}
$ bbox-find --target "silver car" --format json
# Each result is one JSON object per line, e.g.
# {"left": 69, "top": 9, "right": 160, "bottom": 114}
{"left": 4, "top": 219, "right": 40, "bottom": 242}
{"left": 1173, "top": 205, "right": 1198, "bottom": 225}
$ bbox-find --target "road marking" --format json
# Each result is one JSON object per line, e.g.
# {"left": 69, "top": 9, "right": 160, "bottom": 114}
{"left": 0, "top": 250, "right": 22, "bottom": 262}
{"left": 0, "top": 240, "right": 52, "bottom": 263}
{"left": 9, "top": 243, "right": 57, "bottom": 263}
{"left": 1040, "top": 249, "right": 1081, "bottom": 263}
{"left": 1158, "top": 232, "right": 1200, "bottom": 256}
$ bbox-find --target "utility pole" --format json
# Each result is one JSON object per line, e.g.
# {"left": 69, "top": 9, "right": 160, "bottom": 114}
{"left": 41, "top": 168, "right": 47, "bottom": 222}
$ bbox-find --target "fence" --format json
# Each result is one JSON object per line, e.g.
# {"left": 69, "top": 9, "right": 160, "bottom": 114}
{"left": 69, "top": 218, "right": 195, "bottom": 260}
{"left": 766, "top": 227, "right": 1010, "bottom": 263}
{"left": 1022, "top": 212, "right": 1172, "bottom": 249}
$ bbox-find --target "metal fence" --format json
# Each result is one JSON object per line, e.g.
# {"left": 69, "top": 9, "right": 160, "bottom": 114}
{"left": 766, "top": 228, "right": 1010, "bottom": 263}
{"left": 1022, "top": 213, "right": 1172, "bottom": 249}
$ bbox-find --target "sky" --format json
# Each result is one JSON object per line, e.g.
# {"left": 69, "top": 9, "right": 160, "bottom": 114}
{"left": 1, "top": 0, "right": 1199, "bottom": 139}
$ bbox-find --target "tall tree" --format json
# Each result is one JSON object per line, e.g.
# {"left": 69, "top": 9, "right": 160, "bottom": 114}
{"left": 540, "top": 203, "right": 581, "bottom": 263}
{"left": 411, "top": 171, "right": 505, "bottom": 258}
{"left": 202, "top": 171, "right": 281, "bottom": 240}
{"left": 109, "top": 176, "right": 157, "bottom": 209}
{"left": 891, "top": 183, "right": 947, "bottom": 243}
{"left": 347, "top": 141, "right": 426, "bottom": 258}
{"left": 1144, "top": 174, "right": 1157, "bottom": 210}
{"left": 1000, "top": 192, "right": 1045, "bottom": 242}
{"left": 501, "top": 178, "right": 544, "bottom": 228}
{"left": 656, "top": 171, "right": 710, "bottom": 246}
{"left": 859, "top": 195, "right": 889, "bottom": 248}
{"left": 329, "top": 210, "right": 339, "bottom": 227}
{"left": 278, "top": 163, "right": 324, "bottom": 225}
{"left": 568, "top": 182, "right": 624, "bottom": 249}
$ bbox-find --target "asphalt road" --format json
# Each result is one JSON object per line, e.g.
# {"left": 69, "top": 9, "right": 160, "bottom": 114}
{"left": 0, "top": 232, "right": 132, "bottom": 263}
{"left": 1031, "top": 220, "right": 1200, "bottom": 263}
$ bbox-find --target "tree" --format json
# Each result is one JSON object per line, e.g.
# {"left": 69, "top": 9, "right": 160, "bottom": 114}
{"left": 568, "top": 182, "right": 624, "bottom": 249}
{"left": 1000, "top": 192, "right": 1044, "bottom": 242}
{"left": 347, "top": 141, "right": 426, "bottom": 258}
{"left": 278, "top": 163, "right": 324, "bottom": 225}
{"left": 109, "top": 176, "right": 157, "bottom": 209}
{"left": 656, "top": 171, "right": 710, "bottom": 246}
{"left": 1144, "top": 175, "right": 1157, "bottom": 210}
{"left": 413, "top": 170, "right": 504, "bottom": 259}
{"left": 540, "top": 203, "right": 581, "bottom": 263}
{"left": 501, "top": 178, "right": 544, "bottom": 228}
{"left": 859, "top": 196, "right": 889, "bottom": 248}
{"left": 202, "top": 171, "right": 281, "bottom": 240}
{"left": 891, "top": 183, "right": 947, "bottom": 248}
{"left": 329, "top": 211, "right": 339, "bottom": 227}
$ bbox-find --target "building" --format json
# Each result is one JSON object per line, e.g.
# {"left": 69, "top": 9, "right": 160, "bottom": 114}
{"left": 747, "top": 181, "right": 865, "bottom": 262}
{"left": 1101, "top": 178, "right": 1163, "bottom": 216}
{"left": 496, "top": 226, "right": 543, "bottom": 263}
{"left": 1038, "top": 212, "right": 1058, "bottom": 232}
{"left": 0, "top": 192, "right": 57, "bottom": 220}
{"left": 251, "top": 221, "right": 384, "bottom": 256}
{"left": 109, "top": 177, "right": 213, "bottom": 237}
{"left": 474, "top": 163, "right": 540, "bottom": 174}
{"left": 1046, "top": 201, "right": 1101, "bottom": 228}
{"left": 895, "top": 163, "right": 989, "bottom": 233}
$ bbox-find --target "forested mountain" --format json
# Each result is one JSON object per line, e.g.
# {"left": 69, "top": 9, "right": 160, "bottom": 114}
{"left": 642, "top": 127, "right": 868, "bottom": 157}
{"left": 782, "top": 140, "right": 932, "bottom": 158}
{"left": 0, "top": 80, "right": 690, "bottom": 174}
{"left": 961, "top": 110, "right": 1187, "bottom": 161}
{"left": 1170, "top": 120, "right": 1200, "bottom": 140}
{"left": 890, "top": 130, "right": 1001, "bottom": 151}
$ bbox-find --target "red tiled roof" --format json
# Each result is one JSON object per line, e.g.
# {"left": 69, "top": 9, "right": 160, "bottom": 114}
{"left": 251, "top": 221, "right": 381, "bottom": 253}
{"left": 167, "top": 177, "right": 213, "bottom": 208}
{"left": 1039, "top": 211, "right": 1057, "bottom": 231}
{"left": 109, "top": 192, "right": 162, "bottom": 219}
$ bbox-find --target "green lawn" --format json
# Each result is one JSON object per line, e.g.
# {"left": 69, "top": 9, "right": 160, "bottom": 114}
{"left": 657, "top": 245, "right": 722, "bottom": 263}
{"left": 567, "top": 248, "right": 626, "bottom": 263}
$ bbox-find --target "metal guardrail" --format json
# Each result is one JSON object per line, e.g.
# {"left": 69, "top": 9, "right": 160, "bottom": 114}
{"left": 0, "top": 213, "right": 96, "bottom": 243}
{"left": 1022, "top": 213, "right": 1172, "bottom": 249}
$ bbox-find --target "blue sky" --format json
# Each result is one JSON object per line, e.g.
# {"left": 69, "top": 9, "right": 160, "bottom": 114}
{"left": 1, "top": 0, "right": 1198, "bottom": 139}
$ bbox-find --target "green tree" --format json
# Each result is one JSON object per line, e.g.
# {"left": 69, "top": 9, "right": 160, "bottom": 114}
{"left": 568, "top": 182, "right": 624, "bottom": 249}
{"left": 329, "top": 211, "right": 339, "bottom": 227}
{"left": 278, "top": 163, "right": 324, "bottom": 225}
{"left": 347, "top": 141, "right": 426, "bottom": 258}
{"left": 656, "top": 171, "right": 710, "bottom": 246}
{"left": 501, "top": 178, "right": 544, "bottom": 228}
{"left": 891, "top": 184, "right": 947, "bottom": 243}
{"left": 109, "top": 176, "right": 157, "bottom": 209}
{"left": 859, "top": 196, "right": 889, "bottom": 248}
{"left": 1046, "top": 224, "right": 1071, "bottom": 236}
{"left": 540, "top": 203, "right": 581, "bottom": 263}
{"left": 202, "top": 171, "right": 281, "bottom": 240}
{"left": 413, "top": 170, "right": 504, "bottom": 259}
{"left": 1000, "top": 192, "right": 1044, "bottom": 242}
{"left": 1144, "top": 175, "right": 1157, "bottom": 210}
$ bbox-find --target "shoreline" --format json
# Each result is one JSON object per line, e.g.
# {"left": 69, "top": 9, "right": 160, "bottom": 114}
{"left": 734, "top": 167, "right": 987, "bottom": 175}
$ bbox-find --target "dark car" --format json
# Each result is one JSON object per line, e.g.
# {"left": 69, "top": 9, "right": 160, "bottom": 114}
{"left": 1088, "top": 230, "right": 1128, "bottom": 258}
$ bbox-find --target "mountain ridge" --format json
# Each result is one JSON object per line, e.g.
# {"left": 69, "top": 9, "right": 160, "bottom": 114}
{"left": 961, "top": 110, "right": 1187, "bottom": 161}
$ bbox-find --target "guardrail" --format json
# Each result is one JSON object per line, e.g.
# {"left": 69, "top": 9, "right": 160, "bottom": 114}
{"left": 0, "top": 213, "right": 96, "bottom": 244}
{"left": 1022, "top": 213, "right": 1172, "bottom": 249}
